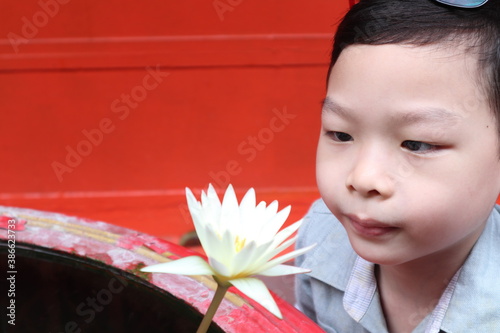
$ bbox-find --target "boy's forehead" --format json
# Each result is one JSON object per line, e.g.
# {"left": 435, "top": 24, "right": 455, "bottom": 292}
{"left": 337, "top": 42, "right": 486, "bottom": 90}
{"left": 327, "top": 44, "right": 495, "bottom": 125}
{"left": 332, "top": 43, "right": 485, "bottom": 95}
{"left": 339, "top": 42, "right": 477, "bottom": 64}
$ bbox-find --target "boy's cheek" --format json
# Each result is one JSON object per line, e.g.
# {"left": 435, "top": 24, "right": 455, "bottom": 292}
{"left": 316, "top": 166, "right": 343, "bottom": 203}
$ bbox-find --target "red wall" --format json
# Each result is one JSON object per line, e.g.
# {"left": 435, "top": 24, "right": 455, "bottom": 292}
{"left": 0, "top": 0, "right": 349, "bottom": 238}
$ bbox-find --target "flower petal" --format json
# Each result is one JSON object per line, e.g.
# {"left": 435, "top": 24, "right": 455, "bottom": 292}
{"left": 230, "top": 238, "right": 274, "bottom": 276}
{"left": 258, "top": 264, "right": 311, "bottom": 276}
{"left": 259, "top": 205, "right": 291, "bottom": 240}
{"left": 208, "top": 229, "right": 238, "bottom": 276}
{"left": 255, "top": 236, "right": 299, "bottom": 266}
{"left": 206, "top": 184, "right": 221, "bottom": 207}
{"left": 228, "top": 239, "right": 279, "bottom": 277}
{"left": 140, "top": 256, "right": 214, "bottom": 276}
{"left": 238, "top": 240, "right": 292, "bottom": 275}
{"left": 263, "top": 200, "right": 279, "bottom": 222}
{"left": 196, "top": 224, "right": 220, "bottom": 260}
{"left": 272, "top": 219, "right": 303, "bottom": 247}
{"left": 228, "top": 239, "right": 258, "bottom": 275}
{"left": 185, "top": 187, "right": 202, "bottom": 223}
{"left": 203, "top": 184, "right": 222, "bottom": 229}
{"left": 209, "top": 256, "right": 232, "bottom": 278}
{"left": 254, "top": 201, "right": 268, "bottom": 223}
{"left": 239, "top": 187, "right": 256, "bottom": 216}
{"left": 200, "top": 188, "right": 209, "bottom": 207}
{"left": 259, "top": 243, "right": 316, "bottom": 272}
{"left": 246, "top": 223, "right": 303, "bottom": 271}
{"left": 229, "top": 277, "right": 282, "bottom": 319}
{"left": 220, "top": 184, "right": 239, "bottom": 230}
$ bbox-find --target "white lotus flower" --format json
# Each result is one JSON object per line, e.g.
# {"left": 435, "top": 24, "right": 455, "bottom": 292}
{"left": 141, "top": 184, "right": 314, "bottom": 319}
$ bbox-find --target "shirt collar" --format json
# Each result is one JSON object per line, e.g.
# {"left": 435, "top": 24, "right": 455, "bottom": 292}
{"left": 300, "top": 199, "right": 358, "bottom": 291}
{"left": 439, "top": 206, "right": 500, "bottom": 332}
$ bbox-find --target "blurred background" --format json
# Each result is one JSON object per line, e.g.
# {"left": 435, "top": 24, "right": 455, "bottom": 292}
{"left": 0, "top": 0, "right": 348, "bottom": 241}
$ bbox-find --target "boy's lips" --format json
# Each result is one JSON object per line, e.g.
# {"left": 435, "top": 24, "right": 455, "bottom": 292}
{"left": 346, "top": 214, "right": 399, "bottom": 237}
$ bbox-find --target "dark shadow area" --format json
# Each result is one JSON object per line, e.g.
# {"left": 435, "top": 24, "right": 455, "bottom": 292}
{"left": 0, "top": 240, "right": 224, "bottom": 333}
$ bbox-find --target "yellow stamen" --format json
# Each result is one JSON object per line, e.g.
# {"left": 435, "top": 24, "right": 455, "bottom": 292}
{"left": 234, "top": 235, "right": 246, "bottom": 252}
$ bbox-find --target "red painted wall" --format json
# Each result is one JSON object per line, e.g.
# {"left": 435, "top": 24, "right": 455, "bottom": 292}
{"left": 0, "top": 0, "right": 349, "bottom": 238}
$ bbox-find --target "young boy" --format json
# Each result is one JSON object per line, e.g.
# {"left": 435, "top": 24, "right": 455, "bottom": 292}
{"left": 295, "top": 0, "right": 500, "bottom": 332}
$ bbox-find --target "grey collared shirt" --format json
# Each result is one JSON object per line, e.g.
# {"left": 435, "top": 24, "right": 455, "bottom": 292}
{"left": 295, "top": 199, "right": 500, "bottom": 333}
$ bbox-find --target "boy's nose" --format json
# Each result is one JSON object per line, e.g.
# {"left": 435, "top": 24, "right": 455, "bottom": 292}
{"left": 345, "top": 148, "right": 395, "bottom": 198}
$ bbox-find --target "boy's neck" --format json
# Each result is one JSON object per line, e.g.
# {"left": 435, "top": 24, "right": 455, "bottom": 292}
{"left": 376, "top": 228, "right": 483, "bottom": 333}
{"left": 376, "top": 262, "right": 451, "bottom": 333}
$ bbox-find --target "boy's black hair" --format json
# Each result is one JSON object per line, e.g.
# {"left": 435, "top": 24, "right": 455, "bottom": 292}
{"left": 329, "top": 0, "right": 500, "bottom": 133}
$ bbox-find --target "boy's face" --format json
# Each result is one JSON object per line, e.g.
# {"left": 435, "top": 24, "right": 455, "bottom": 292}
{"left": 317, "top": 44, "right": 500, "bottom": 266}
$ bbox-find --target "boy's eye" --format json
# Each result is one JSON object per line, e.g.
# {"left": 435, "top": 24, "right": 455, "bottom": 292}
{"left": 326, "top": 131, "right": 353, "bottom": 142}
{"left": 401, "top": 140, "right": 436, "bottom": 152}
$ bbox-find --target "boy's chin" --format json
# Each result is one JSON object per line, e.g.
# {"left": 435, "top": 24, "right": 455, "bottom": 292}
{"left": 348, "top": 237, "right": 412, "bottom": 267}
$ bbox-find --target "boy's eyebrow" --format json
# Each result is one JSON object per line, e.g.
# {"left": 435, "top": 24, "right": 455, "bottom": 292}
{"left": 321, "top": 97, "right": 352, "bottom": 118}
{"left": 322, "top": 96, "right": 461, "bottom": 126}
{"left": 397, "top": 107, "right": 462, "bottom": 126}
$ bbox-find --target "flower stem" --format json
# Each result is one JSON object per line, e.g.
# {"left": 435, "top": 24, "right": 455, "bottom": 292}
{"left": 196, "top": 281, "right": 230, "bottom": 333}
